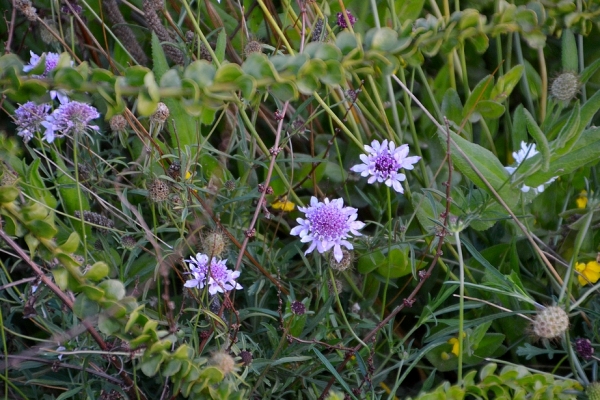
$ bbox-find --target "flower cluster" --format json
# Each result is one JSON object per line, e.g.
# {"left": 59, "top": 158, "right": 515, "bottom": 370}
{"left": 350, "top": 139, "right": 420, "bottom": 193}
{"left": 291, "top": 197, "right": 364, "bottom": 262}
{"left": 337, "top": 10, "right": 357, "bottom": 29}
{"left": 14, "top": 101, "right": 51, "bottom": 142}
{"left": 184, "top": 253, "right": 242, "bottom": 295}
{"left": 504, "top": 141, "right": 557, "bottom": 195}
{"left": 42, "top": 101, "right": 100, "bottom": 143}
{"left": 576, "top": 260, "right": 600, "bottom": 286}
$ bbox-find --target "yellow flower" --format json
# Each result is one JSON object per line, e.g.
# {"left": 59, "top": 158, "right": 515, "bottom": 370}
{"left": 185, "top": 171, "right": 192, "bottom": 180}
{"left": 576, "top": 190, "right": 588, "bottom": 209}
{"left": 576, "top": 261, "right": 600, "bottom": 286}
{"left": 271, "top": 198, "right": 295, "bottom": 212}
{"left": 448, "top": 337, "right": 460, "bottom": 356}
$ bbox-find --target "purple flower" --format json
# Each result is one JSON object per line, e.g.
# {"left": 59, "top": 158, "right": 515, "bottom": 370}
{"left": 337, "top": 10, "right": 357, "bottom": 29}
{"left": 184, "top": 253, "right": 242, "bottom": 295}
{"left": 23, "top": 51, "right": 61, "bottom": 77}
{"left": 41, "top": 101, "right": 100, "bottom": 143}
{"left": 290, "top": 197, "right": 365, "bottom": 262}
{"left": 575, "top": 338, "right": 594, "bottom": 360}
{"left": 14, "top": 101, "right": 51, "bottom": 142}
{"left": 350, "top": 139, "right": 420, "bottom": 194}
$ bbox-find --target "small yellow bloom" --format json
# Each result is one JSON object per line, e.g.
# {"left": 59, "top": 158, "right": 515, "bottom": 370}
{"left": 271, "top": 198, "right": 295, "bottom": 212}
{"left": 448, "top": 337, "right": 460, "bottom": 356}
{"left": 576, "top": 261, "right": 600, "bottom": 286}
{"left": 576, "top": 190, "right": 588, "bottom": 209}
{"left": 185, "top": 171, "right": 192, "bottom": 180}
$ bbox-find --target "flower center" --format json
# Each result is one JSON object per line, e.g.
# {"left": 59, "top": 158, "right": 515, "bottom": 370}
{"left": 310, "top": 204, "right": 346, "bottom": 240}
{"left": 208, "top": 263, "right": 227, "bottom": 281}
{"left": 374, "top": 153, "right": 398, "bottom": 177}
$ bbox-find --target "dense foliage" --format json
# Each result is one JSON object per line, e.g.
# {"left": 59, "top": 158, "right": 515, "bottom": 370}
{"left": 2, "top": 0, "right": 600, "bottom": 399}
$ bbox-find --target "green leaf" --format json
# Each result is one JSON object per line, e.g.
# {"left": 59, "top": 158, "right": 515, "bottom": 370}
{"left": 322, "top": 60, "right": 344, "bottom": 86}
{"left": 98, "top": 279, "right": 125, "bottom": 301}
{"left": 198, "top": 366, "right": 224, "bottom": 385}
{"left": 85, "top": 261, "right": 110, "bottom": 282}
{"left": 270, "top": 81, "right": 297, "bottom": 101}
{"left": 26, "top": 159, "right": 57, "bottom": 208}
{"left": 336, "top": 31, "right": 359, "bottom": 55}
{"left": 163, "top": 359, "right": 182, "bottom": 377}
{"left": 490, "top": 65, "right": 523, "bottom": 102}
{"left": 235, "top": 75, "right": 257, "bottom": 99}
{"left": 27, "top": 219, "right": 57, "bottom": 239}
{"left": 58, "top": 231, "right": 80, "bottom": 254}
{"left": 376, "top": 246, "right": 411, "bottom": 278}
{"left": 463, "top": 75, "right": 494, "bottom": 122}
{"left": 215, "top": 28, "right": 227, "bottom": 64}
{"left": 73, "top": 293, "right": 100, "bottom": 318}
{"left": 441, "top": 88, "right": 464, "bottom": 127}
{"left": 523, "top": 109, "right": 550, "bottom": 171}
{"left": 242, "top": 53, "right": 278, "bottom": 81}
{"left": 140, "top": 354, "right": 164, "bottom": 377}
{"left": 561, "top": 29, "right": 578, "bottom": 72}
{"left": 125, "top": 65, "right": 151, "bottom": 87}
{"left": 54, "top": 67, "right": 83, "bottom": 89}
{"left": 0, "top": 185, "right": 19, "bottom": 203}
{"left": 214, "top": 63, "right": 243, "bottom": 84}
{"left": 81, "top": 284, "right": 105, "bottom": 301}
{"left": 98, "top": 314, "right": 121, "bottom": 335}
{"left": 474, "top": 100, "right": 505, "bottom": 119}
{"left": 184, "top": 61, "right": 216, "bottom": 88}
{"left": 52, "top": 268, "right": 69, "bottom": 290}
{"left": 551, "top": 102, "right": 581, "bottom": 156}
{"left": 313, "top": 348, "right": 356, "bottom": 399}
{"left": 151, "top": 32, "right": 170, "bottom": 83}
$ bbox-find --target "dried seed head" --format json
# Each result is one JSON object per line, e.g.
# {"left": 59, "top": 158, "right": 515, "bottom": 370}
{"left": 199, "top": 42, "right": 213, "bottom": 62}
{"left": 210, "top": 352, "right": 236, "bottom": 376}
{"left": 121, "top": 235, "right": 137, "bottom": 250}
{"left": 311, "top": 18, "right": 328, "bottom": 42}
{"left": 15, "top": 0, "right": 37, "bottom": 21}
{"left": 329, "top": 249, "right": 353, "bottom": 272}
{"left": 109, "top": 115, "right": 127, "bottom": 133}
{"left": 532, "top": 306, "right": 569, "bottom": 340}
{"left": 551, "top": 71, "right": 580, "bottom": 102}
{"left": 148, "top": 178, "right": 170, "bottom": 202}
{"left": 74, "top": 211, "right": 115, "bottom": 232}
{"left": 327, "top": 278, "right": 343, "bottom": 295}
{"left": 244, "top": 40, "right": 262, "bottom": 56}
{"left": 202, "top": 230, "right": 227, "bottom": 257}
{"left": 168, "top": 161, "right": 181, "bottom": 180}
{"left": 40, "top": 19, "right": 59, "bottom": 44}
{"left": 224, "top": 180, "right": 236, "bottom": 191}
{"left": 150, "top": 102, "right": 170, "bottom": 125}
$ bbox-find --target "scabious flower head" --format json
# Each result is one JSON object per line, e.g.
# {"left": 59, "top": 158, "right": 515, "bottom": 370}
{"left": 531, "top": 305, "right": 569, "bottom": 340}
{"left": 23, "top": 51, "right": 61, "bottom": 77}
{"left": 350, "top": 139, "right": 420, "bottom": 194}
{"left": 290, "top": 197, "right": 365, "bottom": 262}
{"left": 337, "top": 10, "right": 357, "bottom": 29}
{"left": 576, "top": 260, "right": 600, "bottom": 286}
{"left": 14, "top": 101, "right": 51, "bottom": 142}
{"left": 184, "top": 253, "right": 242, "bottom": 295}
{"left": 504, "top": 141, "right": 557, "bottom": 195}
{"left": 575, "top": 338, "right": 594, "bottom": 360}
{"left": 41, "top": 101, "right": 100, "bottom": 143}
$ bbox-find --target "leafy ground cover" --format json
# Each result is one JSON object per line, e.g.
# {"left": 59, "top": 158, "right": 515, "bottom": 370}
{"left": 1, "top": 0, "right": 600, "bottom": 398}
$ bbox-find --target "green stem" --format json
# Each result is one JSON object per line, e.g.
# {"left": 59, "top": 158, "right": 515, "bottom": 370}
{"left": 329, "top": 268, "right": 368, "bottom": 348}
{"left": 454, "top": 230, "right": 465, "bottom": 384}
{"left": 380, "top": 187, "right": 393, "bottom": 321}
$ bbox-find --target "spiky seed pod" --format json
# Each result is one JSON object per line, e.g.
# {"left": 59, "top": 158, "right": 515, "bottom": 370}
{"left": 329, "top": 249, "right": 353, "bottom": 271}
{"left": 74, "top": 211, "right": 115, "bottom": 232}
{"left": 103, "top": 0, "right": 148, "bottom": 64}
{"left": 15, "top": 0, "right": 37, "bottom": 21}
{"left": 121, "top": 235, "right": 137, "bottom": 250}
{"left": 199, "top": 42, "right": 213, "bottom": 62}
{"left": 109, "top": 115, "right": 127, "bottom": 133}
{"left": 551, "top": 71, "right": 580, "bottom": 102}
{"left": 587, "top": 382, "right": 600, "bottom": 400}
{"left": 532, "top": 306, "right": 569, "bottom": 339}
{"left": 150, "top": 102, "right": 170, "bottom": 124}
{"left": 210, "top": 352, "right": 236, "bottom": 376}
{"left": 202, "top": 230, "right": 227, "bottom": 257}
{"left": 327, "top": 278, "right": 343, "bottom": 295}
{"left": 239, "top": 350, "right": 253, "bottom": 366}
{"left": 291, "top": 300, "right": 306, "bottom": 315}
{"left": 244, "top": 41, "right": 262, "bottom": 56}
{"left": 143, "top": 0, "right": 184, "bottom": 65}
{"left": 224, "top": 180, "right": 236, "bottom": 191}
{"left": 311, "top": 18, "right": 328, "bottom": 42}
{"left": 148, "top": 178, "right": 170, "bottom": 202}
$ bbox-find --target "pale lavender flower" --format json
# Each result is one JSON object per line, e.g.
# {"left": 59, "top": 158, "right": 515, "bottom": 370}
{"left": 290, "top": 197, "right": 365, "bottom": 262}
{"left": 23, "top": 51, "right": 61, "bottom": 77}
{"left": 337, "top": 10, "right": 357, "bottom": 29}
{"left": 41, "top": 101, "right": 100, "bottom": 143}
{"left": 14, "top": 101, "right": 51, "bottom": 142}
{"left": 350, "top": 139, "right": 421, "bottom": 194}
{"left": 184, "top": 253, "right": 242, "bottom": 295}
{"left": 504, "top": 141, "right": 556, "bottom": 195}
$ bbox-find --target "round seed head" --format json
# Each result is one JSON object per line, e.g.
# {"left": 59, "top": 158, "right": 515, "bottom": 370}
{"left": 150, "top": 102, "right": 170, "bottom": 124}
{"left": 551, "top": 71, "right": 579, "bottom": 102}
{"left": 244, "top": 41, "right": 262, "bottom": 56}
{"left": 239, "top": 350, "right": 253, "bottom": 366}
{"left": 202, "top": 230, "right": 227, "bottom": 257}
{"left": 121, "top": 235, "right": 137, "bottom": 250}
{"left": 109, "top": 115, "right": 127, "bottom": 133}
{"left": 532, "top": 306, "right": 569, "bottom": 339}
{"left": 148, "top": 178, "right": 170, "bottom": 202}
{"left": 329, "top": 249, "right": 353, "bottom": 271}
{"left": 210, "top": 352, "right": 236, "bottom": 375}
